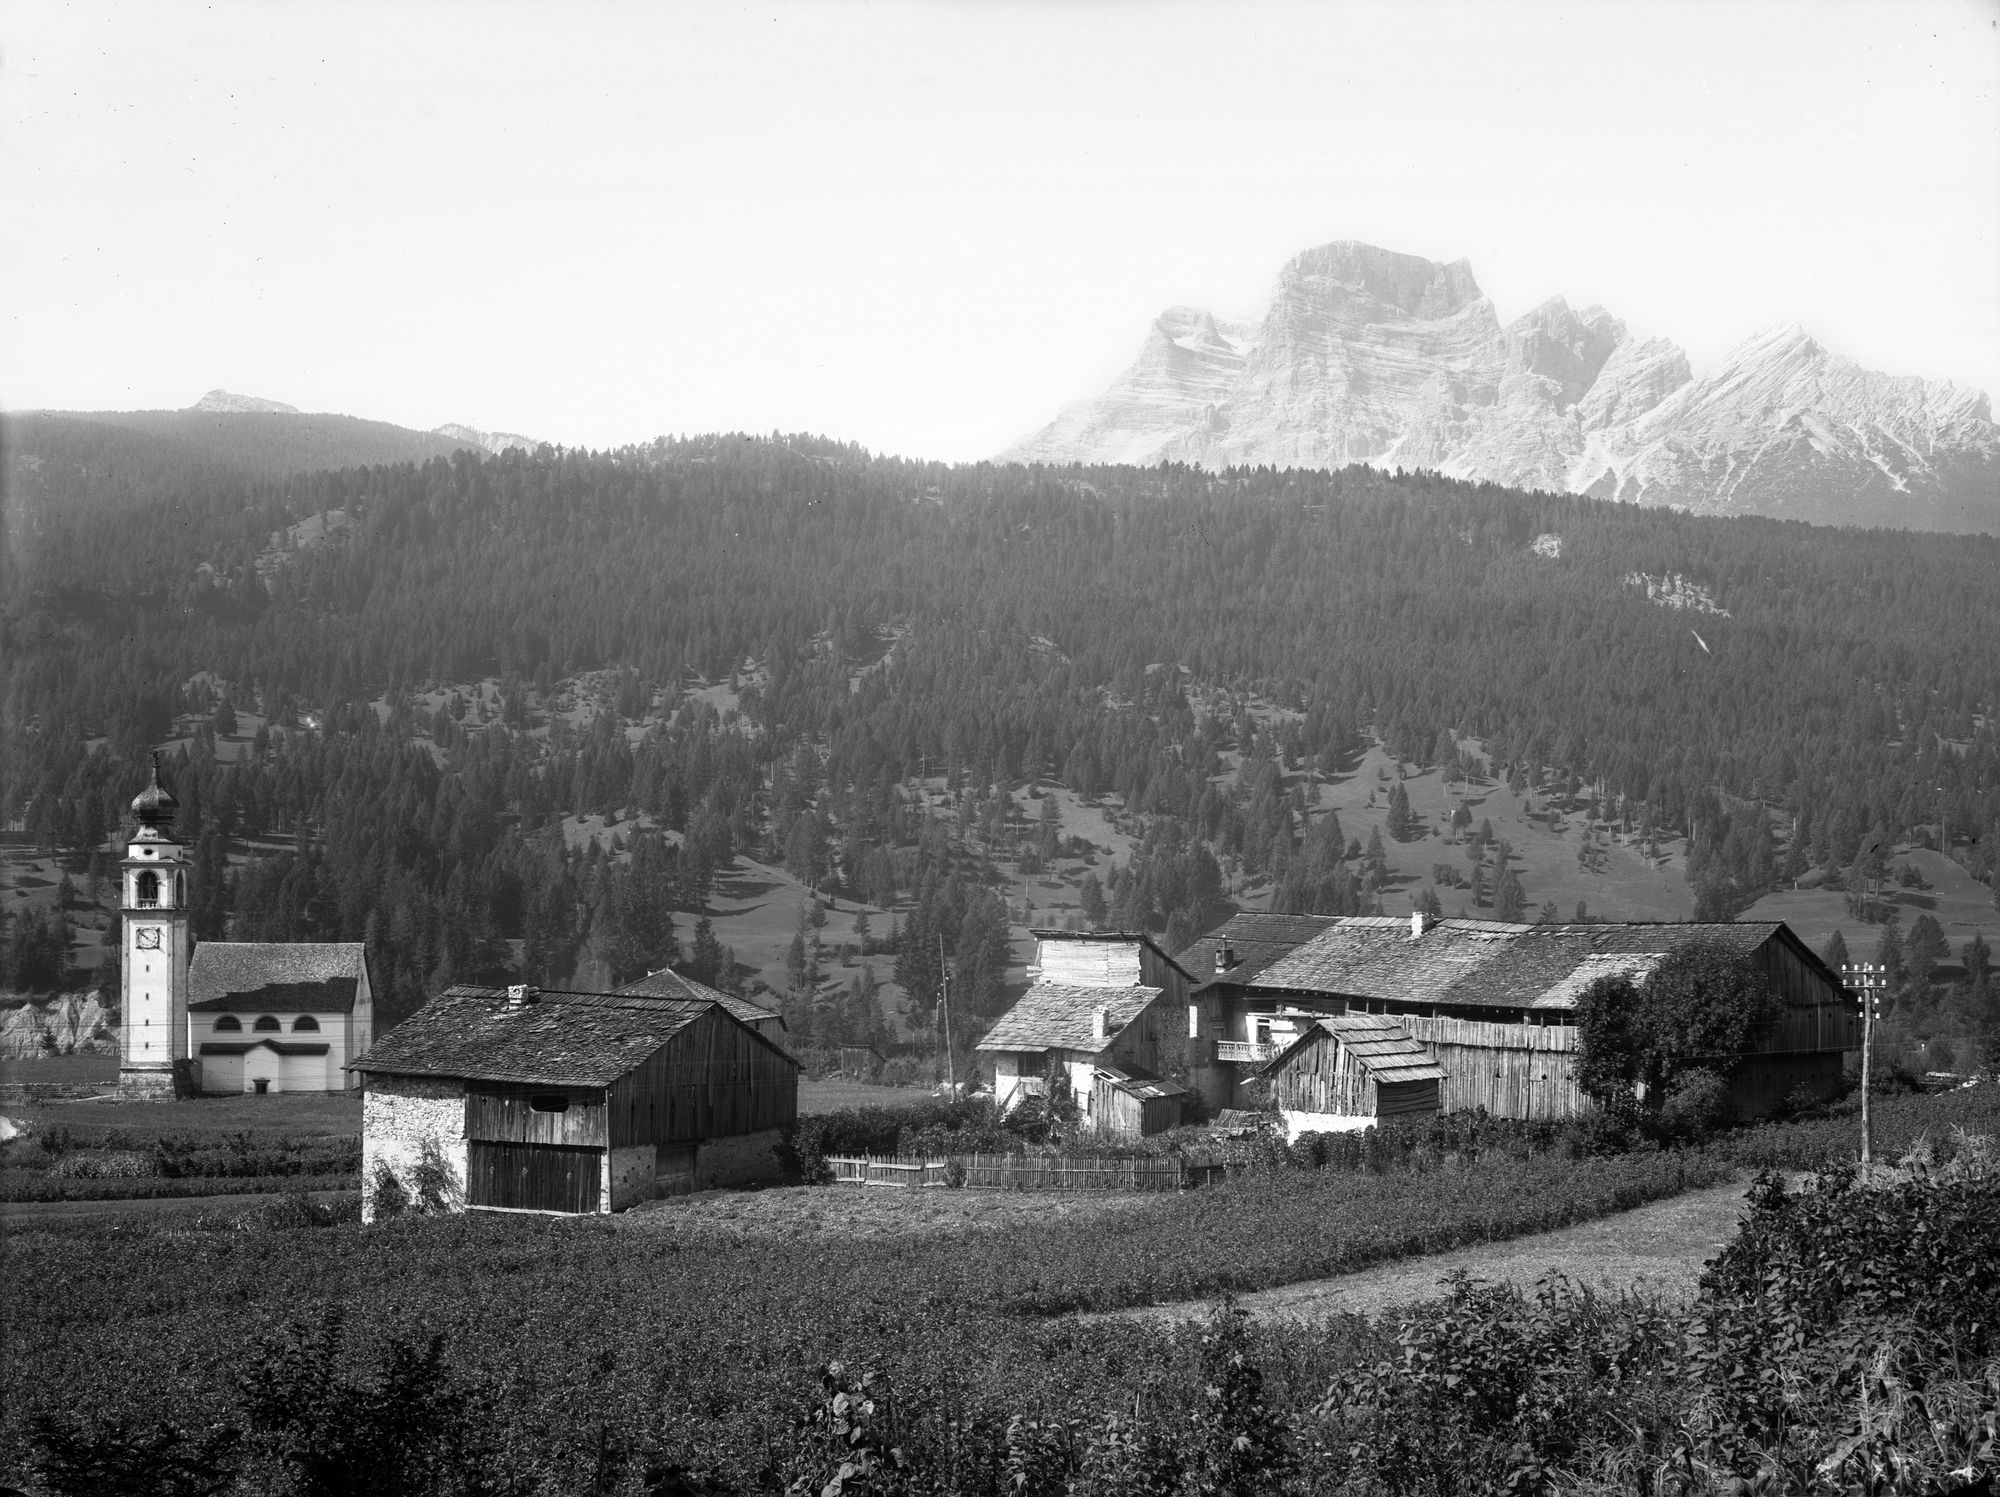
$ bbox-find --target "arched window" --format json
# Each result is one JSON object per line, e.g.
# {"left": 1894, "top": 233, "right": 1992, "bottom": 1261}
{"left": 253, "top": 1015, "right": 282, "bottom": 1032}
{"left": 174, "top": 872, "right": 186, "bottom": 906}
{"left": 135, "top": 870, "right": 159, "bottom": 908}
{"left": 214, "top": 1015, "right": 242, "bottom": 1032}
{"left": 292, "top": 1015, "right": 320, "bottom": 1032}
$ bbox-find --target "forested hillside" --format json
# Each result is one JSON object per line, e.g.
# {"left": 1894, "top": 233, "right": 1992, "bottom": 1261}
{"left": 4, "top": 433, "right": 1997, "bottom": 1058}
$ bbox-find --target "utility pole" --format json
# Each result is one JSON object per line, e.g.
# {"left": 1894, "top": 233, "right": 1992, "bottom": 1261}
{"left": 938, "top": 931, "right": 956, "bottom": 1096}
{"left": 1846, "top": 961, "right": 1887, "bottom": 1174}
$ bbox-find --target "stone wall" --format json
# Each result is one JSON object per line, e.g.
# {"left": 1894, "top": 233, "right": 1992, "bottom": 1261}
{"left": 696, "top": 1127, "right": 786, "bottom": 1189}
{"left": 363, "top": 1075, "right": 466, "bottom": 1223}
{"left": 607, "top": 1144, "right": 656, "bottom": 1212}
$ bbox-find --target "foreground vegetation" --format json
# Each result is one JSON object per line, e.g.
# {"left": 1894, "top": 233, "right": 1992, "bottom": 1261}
{"left": 7, "top": 1087, "right": 1996, "bottom": 1494}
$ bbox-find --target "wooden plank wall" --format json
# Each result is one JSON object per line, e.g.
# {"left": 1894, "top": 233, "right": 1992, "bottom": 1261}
{"left": 1039, "top": 939, "right": 1144, "bottom": 988}
{"left": 1269, "top": 1034, "right": 1375, "bottom": 1116}
{"left": 1400, "top": 1016, "right": 1584, "bottom": 1119}
{"left": 608, "top": 1007, "right": 798, "bottom": 1148}
{"left": 466, "top": 1140, "right": 602, "bottom": 1213}
{"left": 465, "top": 1084, "right": 609, "bottom": 1146}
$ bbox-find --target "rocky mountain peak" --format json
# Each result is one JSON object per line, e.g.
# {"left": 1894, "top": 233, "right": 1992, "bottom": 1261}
{"left": 1000, "top": 241, "right": 1999, "bottom": 533}
{"left": 189, "top": 390, "right": 301, "bottom": 415}
{"left": 1280, "top": 241, "right": 1484, "bottom": 321}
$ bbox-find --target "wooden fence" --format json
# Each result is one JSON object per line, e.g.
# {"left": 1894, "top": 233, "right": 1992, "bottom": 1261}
{"left": 825, "top": 1152, "right": 1226, "bottom": 1191}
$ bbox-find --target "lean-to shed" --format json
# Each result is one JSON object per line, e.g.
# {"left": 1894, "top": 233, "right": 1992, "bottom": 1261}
{"left": 1253, "top": 1011, "right": 1446, "bottom": 1140}
{"left": 353, "top": 985, "right": 800, "bottom": 1218}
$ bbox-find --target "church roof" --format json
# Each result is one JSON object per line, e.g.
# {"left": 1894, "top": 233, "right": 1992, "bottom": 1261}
{"left": 352, "top": 985, "right": 800, "bottom": 1087}
{"left": 188, "top": 943, "right": 369, "bottom": 1013}
{"left": 617, "top": 967, "right": 786, "bottom": 1030}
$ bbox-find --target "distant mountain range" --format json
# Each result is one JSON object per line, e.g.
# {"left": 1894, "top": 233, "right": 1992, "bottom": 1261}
{"left": 1000, "top": 242, "right": 2000, "bottom": 533}
{"left": 9, "top": 393, "right": 542, "bottom": 481}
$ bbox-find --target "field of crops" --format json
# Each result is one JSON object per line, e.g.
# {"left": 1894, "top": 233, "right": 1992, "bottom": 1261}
{"left": 5, "top": 1084, "right": 1995, "bottom": 1495}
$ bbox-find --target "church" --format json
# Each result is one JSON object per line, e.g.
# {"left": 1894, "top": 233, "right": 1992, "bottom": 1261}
{"left": 118, "top": 762, "right": 373, "bottom": 1097}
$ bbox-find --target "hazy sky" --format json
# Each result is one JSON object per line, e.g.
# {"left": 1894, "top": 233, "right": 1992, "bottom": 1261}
{"left": 7, "top": 0, "right": 1998, "bottom": 460}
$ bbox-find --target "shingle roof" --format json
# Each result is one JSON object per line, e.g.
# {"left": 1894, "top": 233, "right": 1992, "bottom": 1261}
{"left": 1180, "top": 914, "right": 1341, "bottom": 992}
{"left": 188, "top": 943, "right": 367, "bottom": 1013}
{"left": 1258, "top": 1012, "right": 1448, "bottom": 1085}
{"left": 1093, "top": 1059, "right": 1189, "bottom": 1100}
{"left": 618, "top": 968, "right": 786, "bottom": 1031}
{"left": 1249, "top": 919, "right": 1796, "bottom": 1013}
{"left": 354, "top": 987, "right": 713, "bottom": 1086}
{"left": 974, "top": 983, "right": 1162, "bottom": 1055}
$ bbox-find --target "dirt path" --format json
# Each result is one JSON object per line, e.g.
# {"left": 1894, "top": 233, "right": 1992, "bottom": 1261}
{"left": 1096, "top": 1176, "right": 1756, "bottom": 1325}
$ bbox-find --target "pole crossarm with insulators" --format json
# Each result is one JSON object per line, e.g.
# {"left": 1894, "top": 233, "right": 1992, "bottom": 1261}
{"left": 1840, "top": 961, "right": 1890, "bottom": 1172}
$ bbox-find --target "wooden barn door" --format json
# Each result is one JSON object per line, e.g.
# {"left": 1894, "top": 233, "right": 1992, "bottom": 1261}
{"left": 467, "top": 1141, "right": 602, "bottom": 1213}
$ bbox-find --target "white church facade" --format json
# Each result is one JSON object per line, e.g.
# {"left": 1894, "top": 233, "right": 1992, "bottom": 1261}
{"left": 118, "top": 761, "right": 373, "bottom": 1097}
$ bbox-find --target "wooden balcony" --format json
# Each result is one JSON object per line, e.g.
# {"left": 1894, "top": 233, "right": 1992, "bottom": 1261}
{"left": 1214, "top": 1040, "right": 1276, "bottom": 1064}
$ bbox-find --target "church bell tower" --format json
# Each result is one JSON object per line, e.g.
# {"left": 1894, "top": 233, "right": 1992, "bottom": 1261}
{"left": 119, "top": 758, "right": 193, "bottom": 1099}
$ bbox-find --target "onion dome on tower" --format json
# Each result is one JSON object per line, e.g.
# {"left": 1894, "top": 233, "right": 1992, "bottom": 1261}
{"left": 131, "top": 756, "right": 180, "bottom": 832}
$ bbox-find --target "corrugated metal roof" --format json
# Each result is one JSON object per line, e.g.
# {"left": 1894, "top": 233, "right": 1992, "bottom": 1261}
{"left": 618, "top": 968, "right": 786, "bottom": 1031}
{"left": 188, "top": 942, "right": 367, "bottom": 1013}
{"left": 353, "top": 986, "right": 745, "bottom": 1086}
{"left": 974, "top": 983, "right": 1162, "bottom": 1055}
{"left": 1258, "top": 1012, "right": 1448, "bottom": 1084}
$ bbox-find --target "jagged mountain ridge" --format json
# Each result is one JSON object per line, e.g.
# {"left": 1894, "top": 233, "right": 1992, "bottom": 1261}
{"left": 1001, "top": 241, "right": 2000, "bottom": 533}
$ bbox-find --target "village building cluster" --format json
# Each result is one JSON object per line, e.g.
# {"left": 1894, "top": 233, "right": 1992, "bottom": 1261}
{"left": 115, "top": 766, "right": 1861, "bottom": 1215}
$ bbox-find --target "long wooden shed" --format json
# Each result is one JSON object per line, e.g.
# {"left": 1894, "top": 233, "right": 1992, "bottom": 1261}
{"left": 354, "top": 984, "right": 800, "bottom": 1218}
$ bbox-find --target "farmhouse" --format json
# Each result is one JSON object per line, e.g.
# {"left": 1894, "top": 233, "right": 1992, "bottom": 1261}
{"left": 618, "top": 967, "right": 787, "bottom": 1040}
{"left": 189, "top": 943, "right": 373, "bottom": 1095}
{"left": 977, "top": 931, "right": 1199, "bottom": 1137}
{"left": 353, "top": 983, "right": 800, "bottom": 1218}
{"left": 1185, "top": 912, "right": 1858, "bottom": 1122}
{"left": 1253, "top": 1011, "right": 1447, "bottom": 1140}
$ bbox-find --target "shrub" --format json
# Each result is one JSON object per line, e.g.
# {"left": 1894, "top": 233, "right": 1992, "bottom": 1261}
{"left": 49, "top": 1150, "right": 155, "bottom": 1180}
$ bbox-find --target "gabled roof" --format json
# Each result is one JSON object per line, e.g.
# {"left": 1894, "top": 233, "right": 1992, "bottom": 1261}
{"left": 1257, "top": 1012, "right": 1447, "bottom": 1085}
{"left": 352, "top": 985, "right": 800, "bottom": 1087}
{"left": 1179, "top": 914, "right": 1341, "bottom": 992}
{"left": 618, "top": 968, "right": 786, "bottom": 1031}
{"left": 1247, "top": 918, "right": 1803, "bottom": 1013}
{"left": 189, "top": 943, "right": 368, "bottom": 1013}
{"left": 974, "top": 983, "right": 1163, "bottom": 1055}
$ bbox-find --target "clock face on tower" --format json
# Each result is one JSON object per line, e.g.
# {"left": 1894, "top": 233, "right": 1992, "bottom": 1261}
{"left": 136, "top": 926, "right": 163, "bottom": 951}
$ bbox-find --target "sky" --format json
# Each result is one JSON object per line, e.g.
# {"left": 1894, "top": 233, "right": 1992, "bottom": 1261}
{"left": 6, "top": 0, "right": 1999, "bottom": 461}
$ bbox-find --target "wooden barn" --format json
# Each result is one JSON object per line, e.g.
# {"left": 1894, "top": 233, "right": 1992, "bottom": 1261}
{"left": 1253, "top": 1012, "right": 1445, "bottom": 1139}
{"left": 1187, "top": 913, "right": 1858, "bottom": 1123}
{"left": 353, "top": 984, "right": 800, "bottom": 1219}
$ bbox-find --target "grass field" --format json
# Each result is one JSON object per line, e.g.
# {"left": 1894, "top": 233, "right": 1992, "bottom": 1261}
{"left": 12, "top": 1087, "right": 360, "bottom": 1139}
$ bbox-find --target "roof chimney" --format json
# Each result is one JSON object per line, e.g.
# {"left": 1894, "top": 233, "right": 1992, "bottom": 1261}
{"left": 506, "top": 984, "right": 536, "bottom": 1007}
{"left": 1092, "top": 1005, "right": 1110, "bottom": 1043}
{"left": 1215, "top": 943, "right": 1235, "bottom": 975}
{"left": 1410, "top": 909, "right": 1439, "bottom": 940}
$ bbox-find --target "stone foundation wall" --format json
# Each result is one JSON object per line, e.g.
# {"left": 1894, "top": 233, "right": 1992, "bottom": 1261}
{"left": 696, "top": 1127, "right": 786, "bottom": 1189}
{"left": 363, "top": 1075, "right": 467, "bottom": 1223}
{"left": 607, "top": 1145, "right": 657, "bottom": 1211}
